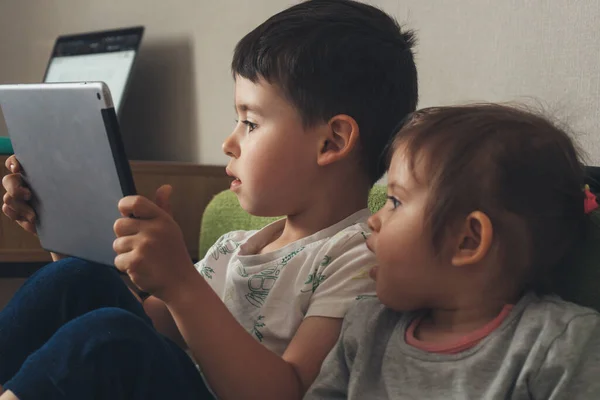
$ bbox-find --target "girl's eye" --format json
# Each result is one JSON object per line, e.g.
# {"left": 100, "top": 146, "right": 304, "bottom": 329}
{"left": 387, "top": 195, "right": 401, "bottom": 209}
{"left": 242, "top": 120, "right": 257, "bottom": 132}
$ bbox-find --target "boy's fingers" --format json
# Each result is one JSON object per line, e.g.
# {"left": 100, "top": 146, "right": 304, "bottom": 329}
{"left": 114, "top": 252, "right": 129, "bottom": 274}
{"left": 118, "top": 196, "right": 161, "bottom": 219}
{"left": 113, "top": 236, "right": 136, "bottom": 254}
{"left": 154, "top": 184, "right": 173, "bottom": 216}
{"left": 113, "top": 217, "right": 141, "bottom": 237}
{"left": 4, "top": 155, "right": 21, "bottom": 173}
{"left": 114, "top": 250, "right": 143, "bottom": 274}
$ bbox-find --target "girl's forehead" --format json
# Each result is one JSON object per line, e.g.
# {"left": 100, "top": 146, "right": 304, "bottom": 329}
{"left": 389, "top": 142, "right": 429, "bottom": 188}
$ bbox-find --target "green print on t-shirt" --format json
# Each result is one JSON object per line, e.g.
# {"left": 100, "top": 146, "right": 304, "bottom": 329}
{"left": 302, "top": 271, "right": 327, "bottom": 293}
{"left": 244, "top": 247, "right": 306, "bottom": 307}
{"left": 199, "top": 261, "right": 215, "bottom": 279}
{"left": 301, "top": 255, "right": 331, "bottom": 293}
{"left": 252, "top": 315, "right": 266, "bottom": 342}
{"left": 355, "top": 294, "right": 377, "bottom": 300}
{"left": 210, "top": 235, "right": 240, "bottom": 261}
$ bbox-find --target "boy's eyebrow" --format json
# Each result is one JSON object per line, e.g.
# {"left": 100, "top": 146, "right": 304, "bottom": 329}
{"left": 234, "top": 103, "right": 264, "bottom": 115}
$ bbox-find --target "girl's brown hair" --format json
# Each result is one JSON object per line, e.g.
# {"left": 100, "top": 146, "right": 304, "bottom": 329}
{"left": 391, "top": 104, "right": 586, "bottom": 294}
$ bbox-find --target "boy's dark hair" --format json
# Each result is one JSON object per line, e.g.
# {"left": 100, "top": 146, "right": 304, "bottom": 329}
{"left": 232, "top": 0, "right": 418, "bottom": 184}
{"left": 392, "top": 104, "right": 586, "bottom": 294}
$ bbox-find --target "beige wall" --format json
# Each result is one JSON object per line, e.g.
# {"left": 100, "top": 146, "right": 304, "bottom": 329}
{"left": 0, "top": 0, "right": 293, "bottom": 164}
{"left": 1, "top": 0, "right": 599, "bottom": 165}
{"left": 382, "top": 0, "right": 600, "bottom": 165}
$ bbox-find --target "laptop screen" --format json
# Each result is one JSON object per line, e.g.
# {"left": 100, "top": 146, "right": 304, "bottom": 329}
{"left": 44, "top": 26, "right": 144, "bottom": 114}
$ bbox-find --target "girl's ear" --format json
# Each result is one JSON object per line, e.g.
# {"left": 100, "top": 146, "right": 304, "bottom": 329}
{"left": 451, "top": 211, "right": 493, "bottom": 267}
{"left": 316, "top": 114, "right": 360, "bottom": 166}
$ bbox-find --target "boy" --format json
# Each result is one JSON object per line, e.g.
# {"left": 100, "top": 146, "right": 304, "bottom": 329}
{"left": 0, "top": 0, "right": 417, "bottom": 399}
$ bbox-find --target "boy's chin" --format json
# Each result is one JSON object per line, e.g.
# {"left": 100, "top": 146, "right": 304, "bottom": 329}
{"left": 236, "top": 195, "right": 285, "bottom": 218}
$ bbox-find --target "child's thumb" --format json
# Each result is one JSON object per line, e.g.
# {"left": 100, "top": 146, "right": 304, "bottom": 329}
{"left": 154, "top": 184, "right": 173, "bottom": 216}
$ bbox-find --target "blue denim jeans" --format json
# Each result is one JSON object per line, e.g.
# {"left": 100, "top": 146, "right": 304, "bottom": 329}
{"left": 0, "top": 258, "right": 212, "bottom": 399}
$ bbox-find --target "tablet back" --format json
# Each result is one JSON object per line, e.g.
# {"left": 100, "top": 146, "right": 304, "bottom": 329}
{"left": 0, "top": 82, "right": 136, "bottom": 266}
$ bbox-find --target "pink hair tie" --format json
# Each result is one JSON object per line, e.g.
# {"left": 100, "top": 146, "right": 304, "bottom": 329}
{"left": 584, "top": 185, "right": 599, "bottom": 214}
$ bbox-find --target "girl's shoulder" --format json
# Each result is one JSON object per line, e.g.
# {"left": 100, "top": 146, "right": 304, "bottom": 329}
{"left": 343, "top": 297, "right": 409, "bottom": 335}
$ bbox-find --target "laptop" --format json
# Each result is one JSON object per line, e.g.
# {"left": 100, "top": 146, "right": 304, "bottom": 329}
{"left": 43, "top": 26, "right": 144, "bottom": 116}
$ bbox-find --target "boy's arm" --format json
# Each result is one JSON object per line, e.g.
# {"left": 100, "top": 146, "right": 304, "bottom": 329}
{"left": 166, "top": 276, "right": 343, "bottom": 400}
{"left": 531, "top": 313, "right": 600, "bottom": 399}
{"left": 143, "top": 296, "right": 187, "bottom": 349}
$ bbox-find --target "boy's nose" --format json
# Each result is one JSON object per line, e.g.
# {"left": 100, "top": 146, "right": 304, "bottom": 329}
{"left": 222, "top": 133, "right": 240, "bottom": 158}
{"left": 367, "top": 213, "right": 381, "bottom": 233}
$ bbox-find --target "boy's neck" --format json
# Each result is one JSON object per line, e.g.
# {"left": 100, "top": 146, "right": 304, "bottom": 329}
{"left": 259, "top": 177, "right": 370, "bottom": 254}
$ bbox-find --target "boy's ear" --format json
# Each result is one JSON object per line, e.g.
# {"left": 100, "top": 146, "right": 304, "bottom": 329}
{"left": 316, "top": 114, "right": 360, "bottom": 166}
{"left": 451, "top": 211, "right": 493, "bottom": 267}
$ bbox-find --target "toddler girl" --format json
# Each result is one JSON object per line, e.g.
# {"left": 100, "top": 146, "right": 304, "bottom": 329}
{"left": 305, "top": 104, "right": 600, "bottom": 399}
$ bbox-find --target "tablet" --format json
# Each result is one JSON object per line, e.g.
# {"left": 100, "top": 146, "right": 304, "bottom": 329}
{"left": 0, "top": 82, "right": 136, "bottom": 266}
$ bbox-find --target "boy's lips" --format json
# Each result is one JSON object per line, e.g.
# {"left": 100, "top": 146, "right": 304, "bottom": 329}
{"left": 225, "top": 168, "right": 242, "bottom": 189}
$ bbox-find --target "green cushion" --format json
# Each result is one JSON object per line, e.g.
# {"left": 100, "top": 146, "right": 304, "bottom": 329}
{"left": 0, "top": 137, "right": 13, "bottom": 155}
{"left": 199, "top": 190, "right": 280, "bottom": 257}
{"left": 199, "top": 185, "right": 600, "bottom": 311}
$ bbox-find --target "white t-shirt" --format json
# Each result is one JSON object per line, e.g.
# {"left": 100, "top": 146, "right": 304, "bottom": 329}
{"left": 193, "top": 209, "right": 377, "bottom": 356}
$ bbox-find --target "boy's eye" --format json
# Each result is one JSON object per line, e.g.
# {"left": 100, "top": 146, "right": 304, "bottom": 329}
{"left": 242, "top": 120, "right": 257, "bottom": 132}
{"left": 387, "top": 195, "right": 401, "bottom": 209}
{"left": 234, "top": 119, "right": 258, "bottom": 133}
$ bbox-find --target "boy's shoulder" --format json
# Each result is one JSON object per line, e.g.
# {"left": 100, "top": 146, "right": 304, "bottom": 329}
{"left": 220, "top": 208, "right": 370, "bottom": 247}
{"left": 198, "top": 210, "right": 373, "bottom": 279}
{"left": 237, "top": 209, "right": 372, "bottom": 258}
{"left": 315, "top": 210, "right": 371, "bottom": 253}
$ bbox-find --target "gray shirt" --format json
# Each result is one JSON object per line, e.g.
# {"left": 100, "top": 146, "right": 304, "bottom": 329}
{"left": 305, "top": 293, "right": 600, "bottom": 399}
